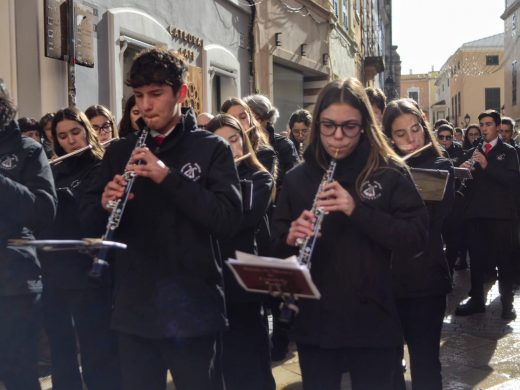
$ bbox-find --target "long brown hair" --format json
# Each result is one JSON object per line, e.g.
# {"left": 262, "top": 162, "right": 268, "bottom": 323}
{"left": 310, "top": 78, "right": 404, "bottom": 194}
{"left": 221, "top": 97, "right": 270, "bottom": 152}
{"left": 206, "top": 113, "right": 267, "bottom": 174}
{"left": 51, "top": 107, "right": 104, "bottom": 160}
{"left": 85, "top": 104, "right": 119, "bottom": 139}
{"left": 382, "top": 98, "right": 443, "bottom": 158}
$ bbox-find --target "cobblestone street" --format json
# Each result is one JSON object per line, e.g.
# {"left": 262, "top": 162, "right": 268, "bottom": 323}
{"left": 273, "top": 269, "right": 520, "bottom": 389}
{"left": 2, "top": 268, "right": 519, "bottom": 390}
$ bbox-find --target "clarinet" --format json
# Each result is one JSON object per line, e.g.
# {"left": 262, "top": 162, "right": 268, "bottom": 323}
{"left": 88, "top": 118, "right": 150, "bottom": 281}
{"left": 456, "top": 140, "right": 483, "bottom": 198}
{"left": 279, "top": 153, "right": 338, "bottom": 324}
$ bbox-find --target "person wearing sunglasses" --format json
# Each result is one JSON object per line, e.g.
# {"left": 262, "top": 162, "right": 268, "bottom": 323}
{"left": 437, "top": 124, "right": 464, "bottom": 167}
{"left": 85, "top": 104, "right": 119, "bottom": 144}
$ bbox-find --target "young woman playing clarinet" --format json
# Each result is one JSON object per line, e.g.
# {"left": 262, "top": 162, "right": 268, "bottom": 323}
{"left": 206, "top": 113, "right": 276, "bottom": 390}
{"left": 40, "top": 107, "right": 120, "bottom": 390}
{"left": 383, "top": 98, "right": 455, "bottom": 390}
{"left": 271, "top": 78, "right": 428, "bottom": 390}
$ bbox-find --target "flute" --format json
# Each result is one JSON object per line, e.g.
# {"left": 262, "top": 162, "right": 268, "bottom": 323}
{"left": 234, "top": 153, "right": 251, "bottom": 165}
{"left": 402, "top": 142, "right": 433, "bottom": 161}
{"left": 49, "top": 139, "right": 117, "bottom": 165}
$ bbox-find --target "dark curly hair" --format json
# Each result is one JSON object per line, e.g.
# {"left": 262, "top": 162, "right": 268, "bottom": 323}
{"left": 0, "top": 79, "right": 16, "bottom": 128}
{"left": 126, "top": 47, "right": 187, "bottom": 93}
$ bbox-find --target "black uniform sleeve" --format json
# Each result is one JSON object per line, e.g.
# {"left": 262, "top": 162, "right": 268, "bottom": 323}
{"left": 240, "top": 170, "right": 273, "bottom": 230}
{"left": 270, "top": 181, "right": 301, "bottom": 259}
{"left": 479, "top": 147, "right": 520, "bottom": 191}
{"left": 275, "top": 137, "right": 299, "bottom": 187}
{"left": 349, "top": 170, "right": 429, "bottom": 254}
{"left": 79, "top": 152, "right": 117, "bottom": 237}
{"left": 158, "top": 141, "right": 243, "bottom": 238}
{"left": 0, "top": 146, "right": 57, "bottom": 239}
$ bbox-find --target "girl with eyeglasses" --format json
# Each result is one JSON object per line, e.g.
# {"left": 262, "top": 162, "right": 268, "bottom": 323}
{"left": 40, "top": 107, "right": 121, "bottom": 389}
{"left": 85, "top": 104, "right": 119, "bottom": 144}
{"left": 383, "top": 98, "right": 455, "bottom": 390}
{"left": 271, "top": 79, "right": 428, "bottom": 390}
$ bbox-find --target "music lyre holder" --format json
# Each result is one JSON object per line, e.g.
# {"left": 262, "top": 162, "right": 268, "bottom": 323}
{"left": 8, "top": 238, "right": 127, "bottom": 255}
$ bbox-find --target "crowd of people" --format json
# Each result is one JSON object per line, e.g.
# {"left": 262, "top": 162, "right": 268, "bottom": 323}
{"left": 1, "top": 47, "right": 519, "bottom": 390}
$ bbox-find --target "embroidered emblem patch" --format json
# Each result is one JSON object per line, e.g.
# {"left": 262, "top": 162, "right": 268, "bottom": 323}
{"left": 0, "top": 154, "right": 18, "bottom": 170}
{"left": 496, "top": 153, "right": 505, "bottom": 161}
{"left": 360, "top": 180, "right": 382, "bottom": 200}
{"left": 180, "top": 162, "right": 202, "bottom": 181}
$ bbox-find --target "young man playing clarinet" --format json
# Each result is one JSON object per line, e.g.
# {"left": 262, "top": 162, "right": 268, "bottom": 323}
{"left": 81, "top": 48, "right": 242, "bottom": 390}
{"left": 455, "top": 110, "right": 520, "bottom": 320}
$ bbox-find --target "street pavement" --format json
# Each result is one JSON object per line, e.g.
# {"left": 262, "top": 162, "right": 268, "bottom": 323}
{"left": 2, "top": 268, "right": 519, "bottom": 390}
{"left": 273, "top": 269, "right": 520, "bottom": 390}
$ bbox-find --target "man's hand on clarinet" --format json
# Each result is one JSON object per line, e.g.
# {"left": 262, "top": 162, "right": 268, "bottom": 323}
{"left": 101, "top": 174, "right": 132, "bottom": 211}
{"left": 126, "top": 147, "right": 170, "bottom": 184}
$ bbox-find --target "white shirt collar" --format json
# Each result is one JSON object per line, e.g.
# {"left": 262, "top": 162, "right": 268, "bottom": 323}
{"left": 485, "top": 136, "right": 499, "bottom": 149}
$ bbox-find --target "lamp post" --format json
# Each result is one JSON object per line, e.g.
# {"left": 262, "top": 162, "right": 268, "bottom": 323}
{"left": 464, "top": 113, "right": 470, "bottom": 127}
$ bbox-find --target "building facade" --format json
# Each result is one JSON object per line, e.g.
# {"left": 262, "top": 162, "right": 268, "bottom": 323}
{"left": 1, "top": 0, "right": 252, "bottom": 120}
{"left": 1, "top": 0, "right": 394, "bottom": 129}
{"left": 433, "top": 33, "right": 504, "bottom": 127}
{"left": 400, "top": 71, "right": 438, "bottom": 122}
{"left": 502, "top": 0, "right": 520, "bottom": 122}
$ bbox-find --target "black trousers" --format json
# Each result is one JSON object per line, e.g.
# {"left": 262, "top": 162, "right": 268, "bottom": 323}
{"left": 467, "top": 219, "right": 515, "bottom": 304}
{"left": 118, "top": 332, "right": 223, "bottom": 390}
{"left": 297, "top": 343, "right": 396, "bottom": 390}
{"left": 42, "top": 287, "right": 120, "bottom": 390}
{"left": 0, "top": 294, "right": 41, "bottom": 390}
{"left": 393, "top": 295, "right": 446, "bottom": 390}
{"left": 222, "top": 301, "right": 275, "bottom": 390}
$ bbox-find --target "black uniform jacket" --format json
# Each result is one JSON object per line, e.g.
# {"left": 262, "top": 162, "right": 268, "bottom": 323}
{"left": 219, "top": 163, "right": 273, "bottom": 303}
{"left": 39, "top": 152, "right": 101, "bottom": 289}
{"left": 81, "top": 108, "right": 243, "bottom": 339}
{"left": 0, "top": 120, "right": 57, "bottom": 296}
{"left": 464, "top": 138, "right": 520, "bottom": 220}
{"left": 392, "top": 148, "right": 454, "bottom": 298}
{"left": 271, "top": 137, "right": 428, "bottom": 348}
{"left": 446, "top": 142, "right": 464, "bottom": 167}
{"left": 267, "top": 124, "right": 299, "bottom": 189}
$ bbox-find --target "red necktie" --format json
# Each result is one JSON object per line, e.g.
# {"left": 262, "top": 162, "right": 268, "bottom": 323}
{"left": 154, "top": 135, "right": 165, "bottom": 146}
{"left": 484, "top": 143, "right": 491, "bottom": 155}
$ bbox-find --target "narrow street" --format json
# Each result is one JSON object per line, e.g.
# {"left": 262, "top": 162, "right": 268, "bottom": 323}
{"left": 273, "top": 269, "right": 520, "bottom": 389}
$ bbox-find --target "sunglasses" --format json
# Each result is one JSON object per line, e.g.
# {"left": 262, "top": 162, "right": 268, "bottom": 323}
{"left": 437, "top": 135, "right": 453, "bottom": 141}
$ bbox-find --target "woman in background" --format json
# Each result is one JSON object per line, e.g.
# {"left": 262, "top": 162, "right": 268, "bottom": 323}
{"left": 118, "top": 95, "right": 141, "bottom": 138}
{"left": 85, "top": 104, "right": 119, "bottom": 144}
{"left": 383, "top": 98, "right": 454, "bottom": 390}
{"left": 41, "top": 107, "right": 120, "bottom": 390}
{"left": 206, "top": 113, "right": 275, "bottom": 390}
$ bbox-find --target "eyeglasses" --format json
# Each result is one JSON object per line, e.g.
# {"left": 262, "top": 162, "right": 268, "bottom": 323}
{"left": 92, "top": 122, "right": 112, "bottom": 134}
{"left": 437, "top": 135, "right": 453, "bottom": 141}
{"left": 292, "top": 129, "right": 309, "bottom": 137}
{"left": 318, "top": 121, "right": 362, "bottom": 138}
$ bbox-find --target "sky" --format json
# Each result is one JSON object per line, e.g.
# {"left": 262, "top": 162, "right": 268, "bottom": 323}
{"left": 393, "top": 0, "right": 505, "bottom": 75}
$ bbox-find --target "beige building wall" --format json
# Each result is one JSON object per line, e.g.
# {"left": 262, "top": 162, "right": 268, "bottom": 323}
{"left": 253, "top": 0, "right": 330, "bottom": 99}
{"left": 502, "top": 1, "right": 520, "bottom": 123}
{"left": 400, "top": 73, "right": 435, "bottom": 121}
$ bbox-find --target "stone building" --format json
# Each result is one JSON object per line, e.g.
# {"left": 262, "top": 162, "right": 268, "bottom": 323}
{"left": 433, "top": 33, "right": 504, "bottom": 127}
{"left": 502, "top": 0, "right": 520, "bottom": 122}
